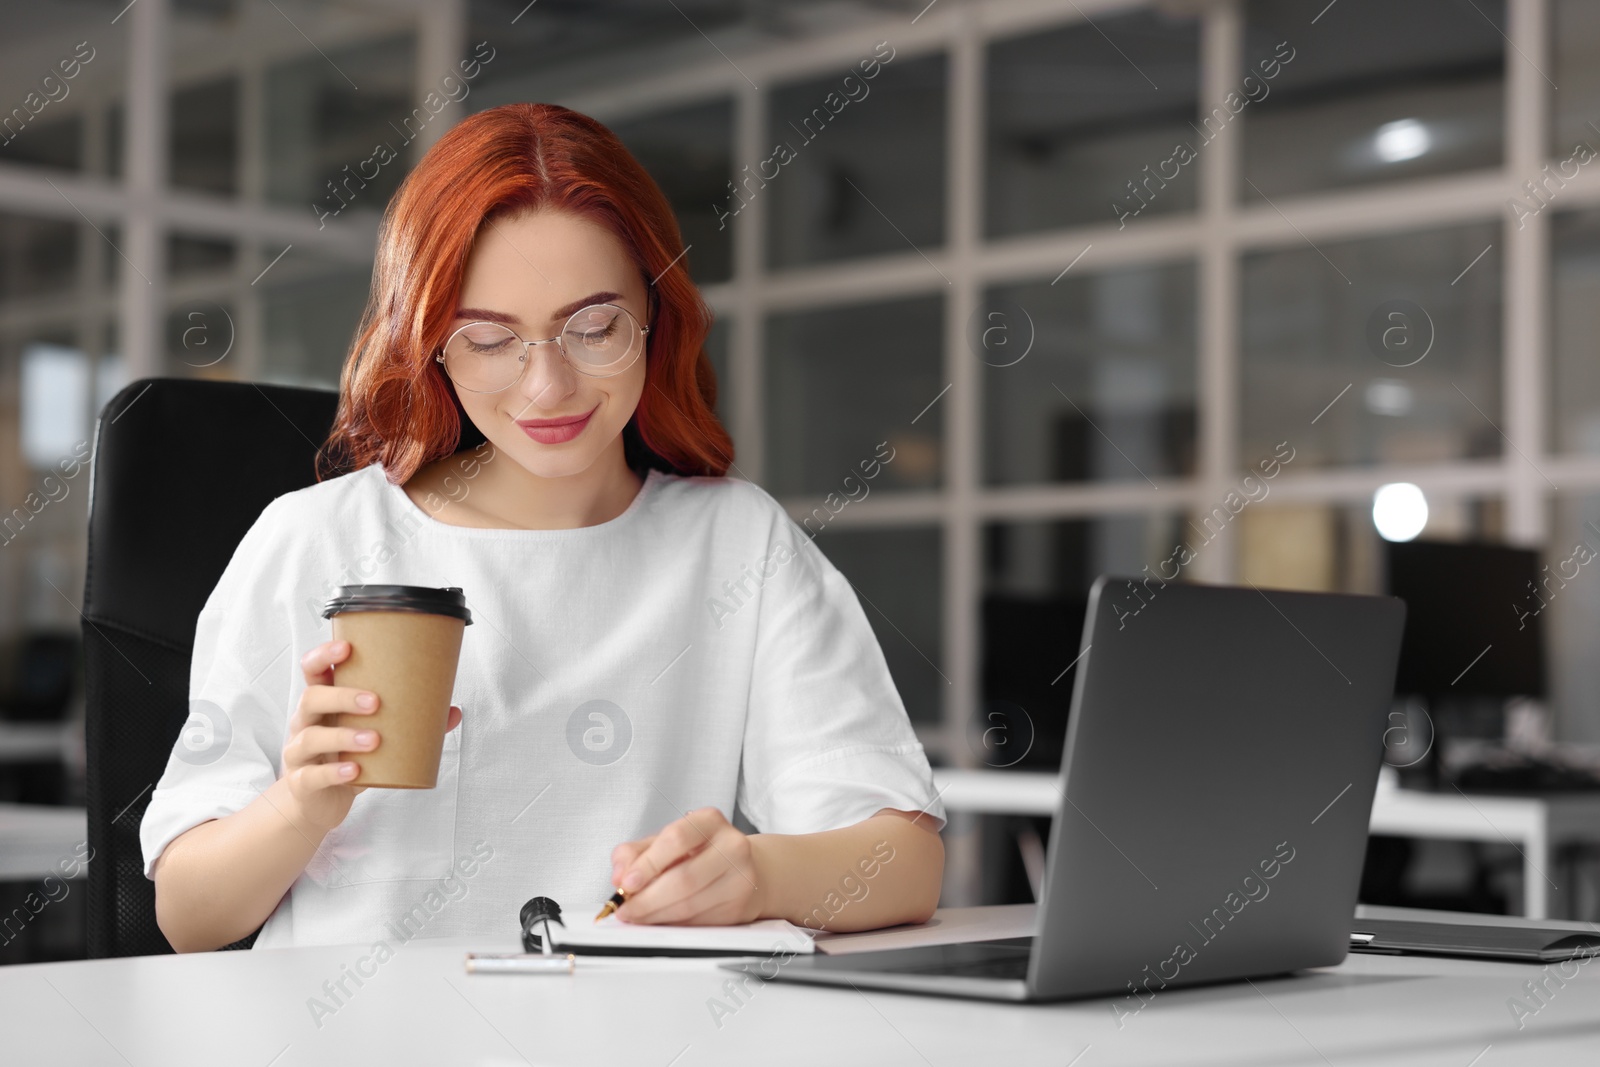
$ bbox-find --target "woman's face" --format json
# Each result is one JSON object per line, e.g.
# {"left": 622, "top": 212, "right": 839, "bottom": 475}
{"left": 446, "top": 208, "right": 649, "bottom": 481}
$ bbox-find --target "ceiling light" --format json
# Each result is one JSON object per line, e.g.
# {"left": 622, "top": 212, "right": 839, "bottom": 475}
{"left": 1374, "top": 119, "right": 1431, "bottom": 163}
{"left": 1365, "top": 379, "right": 1414, "bottom": 417}
{"left": 1373, "top": 482, "right": 1429, "bottom": 542}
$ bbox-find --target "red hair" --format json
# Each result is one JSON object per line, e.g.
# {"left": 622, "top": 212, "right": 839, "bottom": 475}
{"left": 315, "top": 102, "right": 733, "bottom": 485}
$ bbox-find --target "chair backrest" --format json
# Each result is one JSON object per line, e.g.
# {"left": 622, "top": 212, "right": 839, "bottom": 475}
{"left": 82, "top": 377, "right": 338, "bottom": 957}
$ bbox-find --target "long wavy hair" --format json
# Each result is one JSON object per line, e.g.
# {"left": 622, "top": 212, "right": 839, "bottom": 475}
{"left": 314, "top": 102, "right": 733, "bottom": 485}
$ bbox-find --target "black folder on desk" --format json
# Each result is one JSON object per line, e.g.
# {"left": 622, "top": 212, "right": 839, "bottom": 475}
{"left": 1350, "top": 912, "right": 1600, "bottom": 963}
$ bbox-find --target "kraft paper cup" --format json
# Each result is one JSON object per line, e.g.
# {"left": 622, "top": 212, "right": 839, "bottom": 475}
{"left": 320, "top": 584, "right": 472, "bottom": 789}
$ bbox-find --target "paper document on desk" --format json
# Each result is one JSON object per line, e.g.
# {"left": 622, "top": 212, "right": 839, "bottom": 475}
{"left": 548, "top": 916, "right": 816, "bottom": 957}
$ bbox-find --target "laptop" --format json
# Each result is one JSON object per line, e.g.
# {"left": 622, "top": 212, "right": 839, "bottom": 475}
{"left": 741, "top": 575, "right": 1406, "bottom": 1003}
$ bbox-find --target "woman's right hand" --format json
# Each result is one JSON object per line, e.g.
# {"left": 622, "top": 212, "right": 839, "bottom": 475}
{"left": 283, "top": 639, "right": 464, "bottom": 835}
{"left": 282, "top": 639, "right": 380, "bottom": 834}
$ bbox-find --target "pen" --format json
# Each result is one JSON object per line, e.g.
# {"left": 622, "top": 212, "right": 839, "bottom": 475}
{"left": 595, "top": 887, "right": 628, "bottom": 921}
{"left": 465, "top": 953, "right": 576, "bottom": 974}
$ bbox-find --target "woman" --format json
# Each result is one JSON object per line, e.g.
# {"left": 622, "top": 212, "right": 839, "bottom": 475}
{"left": 141, "top": 102, "right": 946, "bottom": 951}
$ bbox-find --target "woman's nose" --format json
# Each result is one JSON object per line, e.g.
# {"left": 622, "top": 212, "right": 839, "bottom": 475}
{"left": 516, "top": 338, "right": 576, "bottom": 409}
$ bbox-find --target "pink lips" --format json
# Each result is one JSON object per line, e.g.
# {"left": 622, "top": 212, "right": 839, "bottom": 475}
{"left": 516, "top": 409, "right": 593, "bottom": 444}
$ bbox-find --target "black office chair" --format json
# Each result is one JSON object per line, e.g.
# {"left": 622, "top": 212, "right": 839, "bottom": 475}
{"left": 82, "top": 377, "right": 339, "bottom": 957}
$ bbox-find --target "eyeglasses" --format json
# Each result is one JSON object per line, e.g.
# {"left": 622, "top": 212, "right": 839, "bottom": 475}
{"left": 435, "top": 303, "right": 650, "bottom": 393}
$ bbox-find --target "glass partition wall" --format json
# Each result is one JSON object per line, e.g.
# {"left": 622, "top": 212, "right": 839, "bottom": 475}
{"left": 545, "top": 0, "right": 1600, "bottom": 763}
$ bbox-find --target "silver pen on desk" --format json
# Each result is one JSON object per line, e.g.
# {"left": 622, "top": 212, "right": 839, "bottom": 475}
{"left": 465, "top": 952, "right": 576, "bottom": 974}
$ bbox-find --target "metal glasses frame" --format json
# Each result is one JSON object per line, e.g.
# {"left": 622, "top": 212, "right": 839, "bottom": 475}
{"left": 435, "top": 302, "right": 651, "bottom": 392}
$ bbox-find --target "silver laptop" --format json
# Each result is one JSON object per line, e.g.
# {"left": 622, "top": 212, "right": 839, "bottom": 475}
{"left": 740, "top": 575, "right": 1406, "bottom": 1002}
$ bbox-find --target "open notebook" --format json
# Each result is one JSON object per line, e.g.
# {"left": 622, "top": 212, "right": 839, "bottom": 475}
{"left": 543, "top": 916, "right": 817, "bottom": 958}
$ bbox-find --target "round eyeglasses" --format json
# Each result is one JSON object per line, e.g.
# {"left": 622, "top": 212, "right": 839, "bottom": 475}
{"left": 435, "top": 303, "right": 650, "bottom": 393}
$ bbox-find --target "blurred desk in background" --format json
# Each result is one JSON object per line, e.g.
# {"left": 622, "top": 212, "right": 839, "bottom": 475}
{"left": 932, "top": 769, "right": 1600, "bottom": 919}
{"left": 0, "top": 723, "right": 73, "bottom": 765}
{"left": 0, "top": 803, "right": 86, "bottom": 882}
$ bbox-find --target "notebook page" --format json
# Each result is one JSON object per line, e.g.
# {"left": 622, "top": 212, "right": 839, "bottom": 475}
{"left": 549, "top": 916, "right": 816, "bottom": 954}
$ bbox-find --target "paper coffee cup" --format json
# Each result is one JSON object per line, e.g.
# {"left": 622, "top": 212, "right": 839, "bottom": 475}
{"left": 320, "top": 584, "right": 473, "bottom": 789}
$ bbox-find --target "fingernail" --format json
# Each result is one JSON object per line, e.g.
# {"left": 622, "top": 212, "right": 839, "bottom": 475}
{"left": 622, "top": 871, "right": 644, "bottom": 892}
{"left": 340, "top": 763, "right": 357, "bottom": 777}
{"left": 357, "top": 693, "right": 376, "bottom": 709}
{"left": 354, "top": 730, "right": 376, "bottom": 747}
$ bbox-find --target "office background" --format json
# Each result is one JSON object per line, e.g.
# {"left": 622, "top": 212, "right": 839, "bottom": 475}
{"left": 5, "top": 0, "right": 1600, "bottom": 959}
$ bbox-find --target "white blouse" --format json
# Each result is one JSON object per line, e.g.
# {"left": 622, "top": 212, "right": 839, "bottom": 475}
{"left": 139, "top": 459, "right": 945, "bottom": 949}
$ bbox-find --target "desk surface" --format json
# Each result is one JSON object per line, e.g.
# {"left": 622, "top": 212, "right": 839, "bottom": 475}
{"left": 0, "top": 803, "right": 86, "bottom": 881}
{"left": 933, "top": 767, "right": 1600, "bottom": 827}
{"left": 4, "top": 906, "right": 1598, "bottom": 1065}
{"left": 932, "top": 770, "right": 1600, "bottom": 919}
{"left": 0, "top": 721, "right": 72, "bottom": 764}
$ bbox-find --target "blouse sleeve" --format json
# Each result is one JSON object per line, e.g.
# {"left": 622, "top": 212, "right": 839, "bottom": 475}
{"left": 735, "top": 504, "right": 946, "bottom": 836}
{"left": 139, "top": 496, "right": 298, "bottom": 880}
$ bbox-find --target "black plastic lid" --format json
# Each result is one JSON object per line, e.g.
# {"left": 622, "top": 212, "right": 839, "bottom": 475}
{"left": 321, "top": 584, "right": 473, "bottom": 624}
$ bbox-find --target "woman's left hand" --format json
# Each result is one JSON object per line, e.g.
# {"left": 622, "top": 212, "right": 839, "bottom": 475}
{"left": 609, "top": 807, "right": 765, "bottom": 925}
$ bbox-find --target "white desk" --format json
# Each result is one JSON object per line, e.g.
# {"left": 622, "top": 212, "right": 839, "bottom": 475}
{"left": 1367, "top": 782, "right": 1600, "bottom": 921}
{"left": 4, "top": 905, "right": 1598, "bottom": 1065}
{"left": 0, "top": 721, "right": 73, "bottom": 764}
{"left": 0, "top": 804, "right": 86, "bottom": 881}
{"left": 933, "top": 769, "right": 1600, "bottom": 920}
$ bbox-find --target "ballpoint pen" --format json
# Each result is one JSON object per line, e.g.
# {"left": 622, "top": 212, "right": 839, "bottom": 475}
{"left": 595, "top": 887, "right": 628, "bottom": 921}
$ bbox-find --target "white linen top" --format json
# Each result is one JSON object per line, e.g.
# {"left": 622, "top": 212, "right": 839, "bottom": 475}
{"left": 139, "top": 460, "right": 945, "bottom": 949}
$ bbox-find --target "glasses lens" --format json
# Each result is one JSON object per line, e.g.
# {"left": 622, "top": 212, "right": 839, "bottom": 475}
{"left": 563, "top": 305, "right": 643, "bottom": 376}
{"left": 443, "top": 322, "right": 522, "bottom": 391}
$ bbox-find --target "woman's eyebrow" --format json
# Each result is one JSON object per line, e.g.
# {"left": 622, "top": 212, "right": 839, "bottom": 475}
{"left": 454, "top": 290, "right": 625, "bottom": 324}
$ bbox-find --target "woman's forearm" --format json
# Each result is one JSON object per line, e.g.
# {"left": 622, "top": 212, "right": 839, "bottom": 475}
{"left": 152, "top": 777, "right": 329, "bottom": 952}
{"left": 750, "top": 809, "right": 944, "bottom": 933}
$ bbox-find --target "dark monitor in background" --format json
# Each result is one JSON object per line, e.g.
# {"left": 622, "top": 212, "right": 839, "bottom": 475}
{"left": 979, "top": 594, "right": 1088, "bottom": 772}
{"left": 978, "top": 593, "right": 1087, "bottom": 906}
{"left": 1384, "top": 540, "right": 1545, "bottom": 699}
